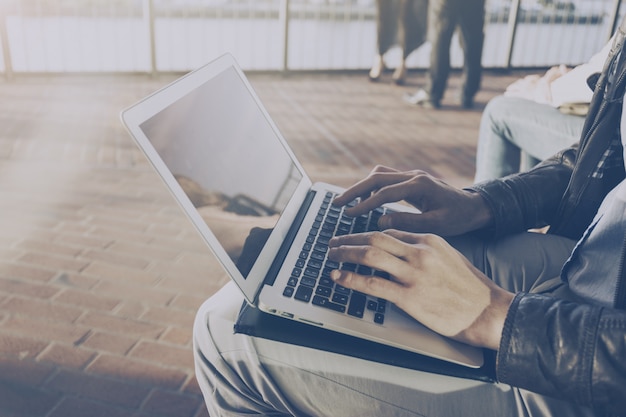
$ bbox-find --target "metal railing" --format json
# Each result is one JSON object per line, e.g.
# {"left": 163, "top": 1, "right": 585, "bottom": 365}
{"left": 0, "top": 0, "right": 623, "bottom": 77}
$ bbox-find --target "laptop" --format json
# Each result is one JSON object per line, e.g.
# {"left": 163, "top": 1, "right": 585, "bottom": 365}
{"left": 121, "top": 53, "right": 483, "bottom": 368}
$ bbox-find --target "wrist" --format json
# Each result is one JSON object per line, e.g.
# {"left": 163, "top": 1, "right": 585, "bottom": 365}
{"left": 464, "top": 289, "right": 515, "bottom": 350}
{"left": 466, "top": 190, "right": 494, "bottom": 232}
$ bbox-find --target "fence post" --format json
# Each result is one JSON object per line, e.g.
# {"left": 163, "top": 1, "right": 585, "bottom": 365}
{"left": 504, "top": 0, "right": 521, "bottom": 69}
{"left": 279, "top": 0, "right": 290, "bottom": 72}
{"left": 143, "top": 0, "right": 157, "bottom": 76}
{"left": 0, "top": 11, "right": 13, "bottom": 79}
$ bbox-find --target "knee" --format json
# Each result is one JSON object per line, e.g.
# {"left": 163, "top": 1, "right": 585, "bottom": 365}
{"left": 481, "top": 95, "right": 517, "bottom": 132}
{"left": 483, "top": 95, "right": 507, "bottom": 119}
{"left": 192, "top": 297, "right": 223, "bottom": 384}
{"left": 192, "top": 295, "right": 253, "bottom": 416}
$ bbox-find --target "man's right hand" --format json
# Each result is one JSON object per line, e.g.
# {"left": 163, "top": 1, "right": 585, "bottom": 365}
{"left": 332, "top": 165, "right": 493, "bottom": 236}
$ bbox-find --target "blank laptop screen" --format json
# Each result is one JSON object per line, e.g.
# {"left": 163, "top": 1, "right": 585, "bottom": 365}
{"left": 139, "top": 66, "right": 302, "bottom": 275}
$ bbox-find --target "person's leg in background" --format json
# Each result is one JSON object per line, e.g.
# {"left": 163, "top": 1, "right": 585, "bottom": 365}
{"left": 425, "top": 0, "right": 456, "bottom": 107}
{"left": 369, "top": 0, "right": 397, "bottom": 81}
{"left": 394, "top": 0, "right": 429, "bottom": 84}
{"left": 193, "top": 232, "right": 593, "bottom": 417}
{"left": 474, "top": 96, "right": 585, "bottom": 182}
{"left": 404, "top": 0, "right": 456, "bottom": 107}
{"left": 456, "top": 0, "right": 485, "bottom": 109}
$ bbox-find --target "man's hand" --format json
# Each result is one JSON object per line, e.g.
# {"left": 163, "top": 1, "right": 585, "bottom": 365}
{"left": 333, "top": 166, "right": 492, "bottom": 236}
{"left": 328, "top": 230, "right": 514, "bottom": 350}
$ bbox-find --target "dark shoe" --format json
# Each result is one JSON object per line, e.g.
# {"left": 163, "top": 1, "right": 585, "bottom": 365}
{"left": 403, "top": 89, "right": 440, "bottom": 109}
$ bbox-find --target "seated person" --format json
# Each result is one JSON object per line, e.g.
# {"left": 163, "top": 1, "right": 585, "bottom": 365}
{"left": 474, "top": 40, "right": 610, "bottom": 182}
{"left": 192, "top": 26, "right": 626, "bottom": 417}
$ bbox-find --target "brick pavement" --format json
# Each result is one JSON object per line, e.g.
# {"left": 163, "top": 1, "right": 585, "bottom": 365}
{"left": 0, "top": 69, "right": 518, "bottom": 416}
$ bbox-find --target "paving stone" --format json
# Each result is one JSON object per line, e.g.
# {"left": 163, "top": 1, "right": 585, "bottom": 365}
{"left": 36, "top": 343, "right": 96, "bottom": 369}
{"left": 80, "top": 331, "right": 139, "bottom": 355}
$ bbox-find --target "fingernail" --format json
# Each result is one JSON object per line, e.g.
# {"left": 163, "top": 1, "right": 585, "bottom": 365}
{"left": 330, "top": 270, "right": 340, "bottom": 281}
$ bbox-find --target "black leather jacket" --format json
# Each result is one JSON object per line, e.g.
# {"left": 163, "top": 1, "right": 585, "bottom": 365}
{"left": 467, "top": 23, "right": 626, "bottom": 417}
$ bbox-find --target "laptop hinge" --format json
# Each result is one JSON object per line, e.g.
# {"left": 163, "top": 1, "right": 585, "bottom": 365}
{"left": 264, "top": 189, "right": 317, "bottom": 287}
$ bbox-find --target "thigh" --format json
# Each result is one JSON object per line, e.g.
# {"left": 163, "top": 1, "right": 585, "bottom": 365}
{"left": 194, "top": 283, "right": 514, "bottom": 417}
{"left": 448, "top": 232, "right": 577, "bottom": 293}
{"left": 427, "top": 0, "right": 456, "bottom": 44}
{"left": 487, "top": 96, "right": 584, "bottom": 161}
{"left": 194, "top": 282, "right": 593, "bottom": 417}
{"left": 457, "top": 0, "right": 485, "bottom": 52}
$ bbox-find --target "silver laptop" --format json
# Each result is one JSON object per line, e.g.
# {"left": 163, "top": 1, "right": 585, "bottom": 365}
{"left": 121, "top": 53, "right": 483, "bottom": 368}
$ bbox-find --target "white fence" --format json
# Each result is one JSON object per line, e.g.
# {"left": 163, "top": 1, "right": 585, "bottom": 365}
{"left": 0, "top": 0, "right": 623, "bottom": 75}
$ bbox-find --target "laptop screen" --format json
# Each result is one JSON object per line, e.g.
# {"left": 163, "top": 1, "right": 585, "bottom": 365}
{"left": 139, "top": 66, "right": 302, "bottom": 276}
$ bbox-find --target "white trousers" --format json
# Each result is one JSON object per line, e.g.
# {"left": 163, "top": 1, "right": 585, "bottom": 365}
{"left": 193, "top": 232, "right": 597, "bottom": 417}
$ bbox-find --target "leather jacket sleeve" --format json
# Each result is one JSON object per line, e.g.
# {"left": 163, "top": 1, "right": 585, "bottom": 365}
{"left": 497, "top": 293, "right": 626, "bottom": 415}
{"left": 467, "top": 144, "right": 578, "bottom": 240}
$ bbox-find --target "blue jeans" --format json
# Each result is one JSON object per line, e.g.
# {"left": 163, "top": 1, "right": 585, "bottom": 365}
{"left": 474, "top": 96, "right": 586, "bottom": 183}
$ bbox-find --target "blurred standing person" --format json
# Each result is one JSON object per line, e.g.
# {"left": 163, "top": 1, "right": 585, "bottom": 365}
{"left": 405, "top": 0, "right": 485, "bottom": 108}
{"left": 369, "top": 0, "right": 428, "bottom": 85}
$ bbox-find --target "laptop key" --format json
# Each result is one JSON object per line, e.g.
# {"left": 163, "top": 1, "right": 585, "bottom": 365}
{"left": 312, "top": 295, "right": 346, "bottom": 313}
{"left": 310, "top": 252, "right": 325, "bottom": 261}
{"left": 294, "top": 285, "right": 313, "bottom": 302}
{"left": 313, "top": 244, "right": 328, "bottom": 254}
{"left": 318, "top": 277, "right": 333, "bottom": 287}
{"left": 325, "top": 260, "right": 340, "bottom": 269}
{"left": 334, "top": 285, "right": 351, "bottom": 296}
{"left": 347, "top": 292, "right": 366, "bottom": 318}
{"left": 300, "top": 276, "right": 317, "bottom": 287}
{"left": 332, "top": 293, "right": 349, "bottom": 305}
{"left": 315, "top": 286, "right": 332, "bottom": 297}
{"left": 304, "top": 267, "right": 320, "bottom": 278}
{"left": 307, "top": 259, "right": 323, "bottom": 269}
{"left": 374, "top": 313, "right": 385, "bottom": 324}
{"left": 283, "top": 286, "right": 294, "bottom": 297}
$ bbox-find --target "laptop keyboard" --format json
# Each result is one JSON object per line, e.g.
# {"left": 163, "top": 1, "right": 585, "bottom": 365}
{"left": 282, "top": 191, "right": 392, "bottom": 325}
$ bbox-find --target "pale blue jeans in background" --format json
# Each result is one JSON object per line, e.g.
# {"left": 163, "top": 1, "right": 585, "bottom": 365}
{"left": 474, "top": 96, "right": 586, "bottom": 183}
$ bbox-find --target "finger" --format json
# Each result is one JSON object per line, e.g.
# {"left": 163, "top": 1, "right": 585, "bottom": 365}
{"left": 370, "top": 165, "right": 399, "bottom": 175}
{"left": 383, "top": 229, "right": 445, "bottom": 248}
{"left": 332, "top": 167, "right": 404, "bottom": 207}
{"left": 378, "top": 211, "right": 442, "bottom": 233}
{"left": 330, "top": 269, "right": 402, "bottom": 304}
{"left": 337, "top": 174, "right": 417, "bottom": 216}
{"left": 344, "top": 177, "right": 418, "bottom": 216}
{"left": 328, "top": 243, "right": 408, "bottom": 274}
{"left": 381, "top": 228, "right": 424, "bottom": 243}
{"left": 328, "top": 233, "right": 417, "bottom": 282}
{"left": 329, "top": 231, "right": 413, "bottom": 259}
